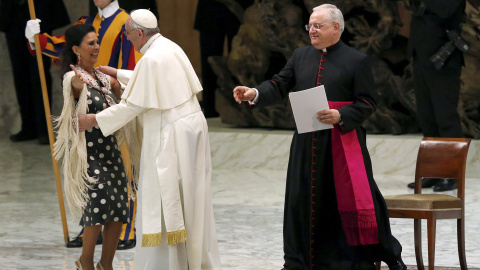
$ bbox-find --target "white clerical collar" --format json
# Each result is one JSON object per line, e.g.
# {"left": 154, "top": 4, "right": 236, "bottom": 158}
{"left": 140, "top": 33, "right": 162, "bottom": 54}
{"left": 98, "top": 0, "right": 119, "bottom": 19}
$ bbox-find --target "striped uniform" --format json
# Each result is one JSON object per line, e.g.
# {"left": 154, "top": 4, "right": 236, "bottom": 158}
{"left": 33, "top": 9, "right": 141, "bottom": 69}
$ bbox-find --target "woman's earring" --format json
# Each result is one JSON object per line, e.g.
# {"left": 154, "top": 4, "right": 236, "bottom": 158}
{"left": 77, "top": 54, "right": 81, "bottom": 65}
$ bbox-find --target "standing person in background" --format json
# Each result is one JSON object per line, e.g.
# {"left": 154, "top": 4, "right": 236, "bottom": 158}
{"left": 25, "top": 0, "right": 141, "bottom": 70}
{"left": 194, "top": 0, "right": 253, "bottom": 118}
{"left": 89, "top": 0, "right": 158, "bottom": 18}
{"left": 55, "top": 23, "right": 131, "bottom": 270}
{"left": 77, "top": 9, "right": 222, "bottom": 270}
{"left": 25, "top": 0, "right": 141, "bottom": 250}
{"left": 0, "top": 0, "right": 70, "bottom": 144}
{"left": 406, "top": 0, "right": 467, "bottom": 192}
{"left": 234, "top": 4, "right": 406, "bottom": 269}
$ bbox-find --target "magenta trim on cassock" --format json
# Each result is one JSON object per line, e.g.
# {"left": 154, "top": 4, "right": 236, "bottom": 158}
{"left": 328, "top": 101, "right": 379, "bottom": 246}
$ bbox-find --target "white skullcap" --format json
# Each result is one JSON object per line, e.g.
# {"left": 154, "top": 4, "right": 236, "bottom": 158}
{"left": 131, "top": 9, "right": 157, "bottom": 28}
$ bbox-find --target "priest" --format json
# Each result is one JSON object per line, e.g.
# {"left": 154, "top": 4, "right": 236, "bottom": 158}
{"left": 233, "top": 4, "right": 406, "bottom": 270}
{"left": 77, "top": 9, "right": 221, "bottom": 270}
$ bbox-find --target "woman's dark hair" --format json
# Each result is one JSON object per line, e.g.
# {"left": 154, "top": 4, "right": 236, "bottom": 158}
{"left": 60, "top": 24, "right": 96, "bottom": 75}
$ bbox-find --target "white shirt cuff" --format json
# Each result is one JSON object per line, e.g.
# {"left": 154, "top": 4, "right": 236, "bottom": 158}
{"left": 248, "top": 88, "right": 259, "bottom": 105}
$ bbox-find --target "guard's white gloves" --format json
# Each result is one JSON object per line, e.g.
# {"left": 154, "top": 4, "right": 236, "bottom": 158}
{"left": 25, "top": 19, "right": 41, "bottom": 45}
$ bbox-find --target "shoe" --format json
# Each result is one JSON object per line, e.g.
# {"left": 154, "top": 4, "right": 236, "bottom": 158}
{"left": 9, "top": 130, "right": 37, "bottom": 142}
{"left": 66, "top": 237, "right": 83, "bottom": 248}
{"left": 386, "top": 258, "right": 407, "bottom": 270}
{"left": 203, "top": 110, "right": 220, "bottom": 118}
{"left": 66, "top": 235, "right": 103, "bottom": 248}
{"left": 96, "top": 234, "right": 103, "bottom": 245}
{"left": 38, "top": 135, "right": 49, "bottom": 145}
{"left": 117, "top": 239, "right": 136, "bottom": 250}
{"left": 407, "top": 178, "right": 440, "bottom": 189}
{"left": 96, "top": 262, "right": 104, "bottom": 270}
{"left": 433, "top": 178, "right": 458, "bottom": 192}
{"left": 75, "top": 259, "right": 83, "bottom": 270}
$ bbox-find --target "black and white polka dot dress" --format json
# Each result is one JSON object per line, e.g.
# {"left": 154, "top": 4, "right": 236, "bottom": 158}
{"left": 81, "top": 85, "right": 130, "bottom": 226}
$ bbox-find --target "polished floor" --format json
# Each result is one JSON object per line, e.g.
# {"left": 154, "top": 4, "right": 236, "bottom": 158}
{"left": 1, "top": 118, "right": 479, "bottom": 269}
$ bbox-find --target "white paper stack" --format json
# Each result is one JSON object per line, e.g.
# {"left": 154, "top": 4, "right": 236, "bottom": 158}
{"left": 288, "top": 85, "right": 333, "bottom": 134}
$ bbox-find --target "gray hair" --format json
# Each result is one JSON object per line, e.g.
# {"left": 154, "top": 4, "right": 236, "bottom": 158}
{"left": 313, "top": 4, "right": 344, "bottom": 34}
{"left": 129, "top": 11, "right": 160, "bottom": 36}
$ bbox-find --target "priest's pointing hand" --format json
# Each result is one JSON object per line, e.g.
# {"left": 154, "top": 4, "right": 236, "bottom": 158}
{"left": 77, "top": 114, "right": 97, "bottom": 132}
{"left": 233, "top": 86, "right": 257, "bottom": 104}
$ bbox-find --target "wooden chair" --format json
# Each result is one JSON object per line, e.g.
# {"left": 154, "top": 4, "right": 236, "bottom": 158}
{"left": 375, "top": 137, "right": 471, "bottom": 270}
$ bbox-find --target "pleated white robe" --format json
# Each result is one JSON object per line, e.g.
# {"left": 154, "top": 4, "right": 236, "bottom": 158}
{"left": 95, "top": 34, "right": 221, "bottom": 270}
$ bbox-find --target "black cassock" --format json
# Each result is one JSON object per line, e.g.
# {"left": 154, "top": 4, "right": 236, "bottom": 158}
{"left": 255, "top": 41, "right": 402, "bottom": 269}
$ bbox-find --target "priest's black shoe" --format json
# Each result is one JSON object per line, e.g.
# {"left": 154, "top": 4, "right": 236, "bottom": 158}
{"left": 386, "top": 258, "right": 407, "bottom": 270}
{"left": 407, "top": 177, "right": 439, "bottom": 189}
{"left": 10, "top": 130, "right": 37, "bottom": 142}
{"left": 117, "top": 239, "right": 136, "bottom": 250}
{"left": 38, "top": 135, "right": 49, "bottom": 145}
{"left": 433, "top": 178, "right": 458, "bottom": 192}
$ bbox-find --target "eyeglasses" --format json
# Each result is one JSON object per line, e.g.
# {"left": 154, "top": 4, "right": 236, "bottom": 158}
{"left": 305, "top": 22, "right": 330, "bottom": 31}
{"left": 123, "top": 28, "right": 138, "bottom": 36}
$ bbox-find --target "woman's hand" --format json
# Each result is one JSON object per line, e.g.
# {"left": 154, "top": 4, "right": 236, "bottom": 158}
{"left": 70, "top": 64, "right": 87, "bottom": 98}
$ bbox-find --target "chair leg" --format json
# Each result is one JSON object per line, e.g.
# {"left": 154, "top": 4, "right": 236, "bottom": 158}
{"left": 375, "top": 261, "right": 381, "bottom": 270}
{"left": 427, "top": 217, "right": 436, "bottom": 270}
{"left": 457, "top": 218, "right": 468, "bottom": 269}
{"left": 414, "top": 219, "right": 424, "bottom": 270}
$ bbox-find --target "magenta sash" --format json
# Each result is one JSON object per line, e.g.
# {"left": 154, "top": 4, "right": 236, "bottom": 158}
{"left": 328, "top": 101, "right": 379, "bottom": 246}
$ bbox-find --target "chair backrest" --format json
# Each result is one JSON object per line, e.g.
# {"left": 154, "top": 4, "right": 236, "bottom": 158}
{"left": 414, "top": 137, "right": 471, "bottom": 199}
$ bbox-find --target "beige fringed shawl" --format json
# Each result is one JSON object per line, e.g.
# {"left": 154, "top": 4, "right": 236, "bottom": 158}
{"left": 53, "top": 67, "right": 139, "bottom": 218}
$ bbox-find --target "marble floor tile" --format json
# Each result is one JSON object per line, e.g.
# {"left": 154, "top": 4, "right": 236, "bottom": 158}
{"left": 1, "top": 127, "right": 479, "bottom": 269}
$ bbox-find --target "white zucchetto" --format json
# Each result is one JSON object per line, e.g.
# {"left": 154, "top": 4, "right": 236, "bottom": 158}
{"left": 131, "top": 9, "right": 157, "bottom": 28}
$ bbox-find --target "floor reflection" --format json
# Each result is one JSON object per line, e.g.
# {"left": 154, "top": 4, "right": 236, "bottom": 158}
{"left": 1, "top": 130, "right": 479, "bottom": 269}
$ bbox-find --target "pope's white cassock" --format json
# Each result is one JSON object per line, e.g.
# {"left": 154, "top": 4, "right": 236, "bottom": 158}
{"left": 95, "top": 33, "right": 222, "bottom": 270}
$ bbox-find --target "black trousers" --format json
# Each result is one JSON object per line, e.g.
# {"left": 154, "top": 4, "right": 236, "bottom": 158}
{"left": 199, "top": 30, "right": 236, "bottom": 115}
{"left": 5, "top": 27, "right": 52, "bottom": 137}
{"left": 413, "top": 56, "right": 463, "bottom": 138}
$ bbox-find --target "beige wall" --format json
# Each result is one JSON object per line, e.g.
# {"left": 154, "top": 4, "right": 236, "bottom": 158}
{"left": 396, "top": 1, "right": 412, "bottom": 38}
{"left": 156, "top": 0, "right": 201, "bottom": 75}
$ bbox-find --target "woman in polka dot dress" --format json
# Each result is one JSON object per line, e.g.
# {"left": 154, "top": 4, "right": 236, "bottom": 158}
{"left": 53, "top": 24, "right": 130, "bottom": 270}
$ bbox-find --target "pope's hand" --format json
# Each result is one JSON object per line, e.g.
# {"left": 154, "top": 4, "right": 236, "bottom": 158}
{"left": 97, "top": 65, "right": 118, "bottom": 78}
{"left": 77, "top": 114, "right": 97, "bottom": 132}
{"left": 233, "top": 86, "right": 256, "bottom": 104}
{"left": 25, "top": 19, "right": 41, "bottom": 44}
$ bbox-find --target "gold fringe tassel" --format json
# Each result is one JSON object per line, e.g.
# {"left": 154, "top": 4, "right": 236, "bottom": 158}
{"left": 167, "top": 229, "right": 187, "bottom": 245}
{"left": 142, "top": 232, "right": 162, "bottom": 247}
